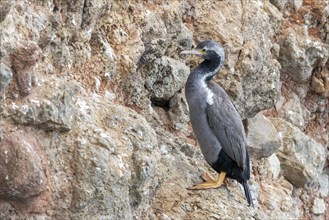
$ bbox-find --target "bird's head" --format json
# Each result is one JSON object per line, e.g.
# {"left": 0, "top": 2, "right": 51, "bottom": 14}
{"left": 181, "top": 40, "right": 225, "bottom": 62}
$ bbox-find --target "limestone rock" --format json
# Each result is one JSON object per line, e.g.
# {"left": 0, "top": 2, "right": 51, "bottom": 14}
{"left": 0, "top": 0, "right": 13, "bottom": 23}
{"left": 312, "top": 198, "right": 326, "bottom": 215}
{"left": 270, "top": 118, "right": 326, "bottom": 187}
{"left": 318, "top": 174, "right": 329, "bottom": 197}
{"left": 256, "top": 157, "right": 281, "bottom": 181}
{"left": 278, "top": 25, "right": 329, "bottom": 83}
{"left": 259, "top": 179, "right": 301, "bottom": 219}
{"left": 0, "top": 131, "right": 47, "bottom": 202}
{"left": 266, "top": 154, "right": 281, "bottom": 179}
{"left": 269, "top": 0, "right": 288, "bottom": 12}
{"left": 0, "top": 63, "right": 12, "bottom": 93}
{"left": 277, "top": 92, "right": 310, "bottom": 129}
{"left": 246, "top": 113, "right": 281, "bottom": 158}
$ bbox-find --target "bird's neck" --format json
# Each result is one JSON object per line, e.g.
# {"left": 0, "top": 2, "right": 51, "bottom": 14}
{"left": 187, "top": 57, "right": 223, "bottom": 86}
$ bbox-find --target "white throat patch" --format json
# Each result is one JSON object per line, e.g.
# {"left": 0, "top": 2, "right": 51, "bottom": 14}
{"left": 200, "top": 80, "right": 214, "bottom": 105}
{"left": 199, "top": 65, "right": 222, "bottom": 106}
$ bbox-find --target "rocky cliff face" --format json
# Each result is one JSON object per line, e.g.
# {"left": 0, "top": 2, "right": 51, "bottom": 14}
{"left": 0, "top": 0, "right": 328, "bottom": 219}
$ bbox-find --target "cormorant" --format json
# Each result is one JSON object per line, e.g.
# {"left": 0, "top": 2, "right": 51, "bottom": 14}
{"left": 181, "top": 40, "right": 254, "bottom": 207}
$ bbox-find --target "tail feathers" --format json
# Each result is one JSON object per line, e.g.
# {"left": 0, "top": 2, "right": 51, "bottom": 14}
{"left": 242, "top": 181, "right": 254, "bottom": 208}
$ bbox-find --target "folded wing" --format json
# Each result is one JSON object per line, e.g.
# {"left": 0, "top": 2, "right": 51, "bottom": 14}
{"left": 206, "top": 82, "right": 247, "bottom": 170}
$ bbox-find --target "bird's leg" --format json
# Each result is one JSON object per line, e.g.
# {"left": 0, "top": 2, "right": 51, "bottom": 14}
{"left": 189, "top": 171, "right": 226, "bottom": 190}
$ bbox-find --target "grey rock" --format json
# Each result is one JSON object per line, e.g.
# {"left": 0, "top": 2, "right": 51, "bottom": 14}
{"left": 247, "top": 113, "right": 281, "bottom": 158}
{"left": 143, "top": 56, "right": 189, "bottom": 102}
{"left": 277, "top": 92, "right": 310, "bottom": 129}
{"left": 97, "top": 32, "right": 117, "bottom": 80}
{"left": 270, "top": 118, "right": 326, "bottom": 187}
{"left": 9, "top": 81, "right": 75, "bottom": 131}
{"left": 266, "top": 154, "right": 281, "bottom": 179}
{"left": 312, "top": 198, "right": 326, "bottom": 215}
{"left": 321, "top": 5, "right": 329, "bottom": 43}
{"left": 70, "top": 101, "right": 160, "bottom": 219}
{"left": 165, "top": 24, "right": 193, "bottom": 59}
{"left": 140, "top": 12, "right": 170, "bottom": 62}
{"left": 0, "top": 63, "right": 12, "bottom": 93}
{"left": 124, "top": 11, "right": 192, "bottom": 110}
{"left": 141, "top": 11, "right": 192, "bottom": 62}
{"left": 278, "top": 25, "right": 329, "bottom": 83}
{"left": 0, "top": 131, "right": 47, "bottom": 202}
{"left": 256, "top": 179, "right": 300, "bottom": 219}
{"left": 0, "top": 0, "right": 14, "bottom": 23}
{"left": 318, "top": 174, "right": 329, "bottom": 197}
{"left": 124, "top": 71, "right": 150, "bottom": 109}
{"left": 269, "top": 0, "right": 288, "bottom": 12}
{"left": 168, "top": 90, "right": 189, "bottom": 132}
{"left": 236, "top": 59, "right": 281, "bottom": 118}
{"left": 291, "top": 0, "right": 303, "bottom": 11}
{"left": 0, "top": 127, "right": 3, "bottom": 142}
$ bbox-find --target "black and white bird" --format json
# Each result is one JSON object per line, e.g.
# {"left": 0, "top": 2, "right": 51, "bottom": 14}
{"left": 181, "top": 40, "right": 254, "bottom": 207}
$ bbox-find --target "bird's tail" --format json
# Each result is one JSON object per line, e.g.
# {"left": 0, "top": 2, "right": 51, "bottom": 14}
{"left": 242, "top": 181, "right": 254, "bottom": 208}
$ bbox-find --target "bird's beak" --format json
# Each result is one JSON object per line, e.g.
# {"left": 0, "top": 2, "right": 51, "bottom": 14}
{"left": 180, "top": 50, "right": 204, "bottom": 56}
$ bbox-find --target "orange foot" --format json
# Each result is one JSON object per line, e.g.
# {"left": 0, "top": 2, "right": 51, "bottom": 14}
{"left": 189, "top": 171, "right": 226, "bottom": 190}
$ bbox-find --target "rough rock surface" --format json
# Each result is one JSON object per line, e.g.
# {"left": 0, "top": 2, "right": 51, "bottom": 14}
{"left": 70, "top": 98, "right": 160, "bottom": 219}
{"left": 0, "top": 130, "right": 49, "bottom": 210}
{"left": 278, "top": 24, "right": 328, "bottom": 83}
{"left": 8, "top": 78, "right": 75, "bottom": 131}
{"left": 265, "top": 154, "right": 281, "bottom": 180}
{"left": 313, "top": 198, "right": 326, "bottom": 215}
{"left": 11, "top": 41, "right": 42, "bottom": 97}
{"left": 0, "top": 0, "right": 328, "bottom": 219}
{"left": 143, "top": 56, "right": 189, "bottom": 103}
{"left": 0, "top": 63, "right": 12, "bottom": 93}
{"left": 277, "top": 92, "right": 310, "bottom": 129}
{"left": 319, "top": 173, "right": 329, "bottom": 197}
{"left": 270, "top": 117, "right": 326, "bottom": 188}
{"left": 246, "top": 113, "right": 281, "bottom": 158}
{"left": 0, "top": 0, "right": 13, "bottom": 23}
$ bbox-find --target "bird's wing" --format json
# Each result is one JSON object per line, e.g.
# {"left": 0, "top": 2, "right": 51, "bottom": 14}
{"left": 206, "top": 82, "right": 247, "bottom": 170}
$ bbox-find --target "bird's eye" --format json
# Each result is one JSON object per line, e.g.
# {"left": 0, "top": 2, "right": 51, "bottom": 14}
{"left": 202, "top": 49, "right": 207, "bottom": 52}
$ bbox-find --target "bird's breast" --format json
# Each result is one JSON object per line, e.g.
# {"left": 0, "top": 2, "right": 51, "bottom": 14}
{"left": 185, "top": 82, "right": 222, "bottom": 164}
